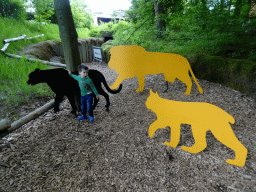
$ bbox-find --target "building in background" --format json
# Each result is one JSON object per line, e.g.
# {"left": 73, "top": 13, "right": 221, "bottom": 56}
{"left": 93, "top": 9, "right": 127, "bottom": 25}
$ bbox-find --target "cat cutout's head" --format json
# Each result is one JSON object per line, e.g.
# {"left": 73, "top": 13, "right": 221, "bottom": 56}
{"left": 145, "top": 89, "right": 161, "bottom": 110}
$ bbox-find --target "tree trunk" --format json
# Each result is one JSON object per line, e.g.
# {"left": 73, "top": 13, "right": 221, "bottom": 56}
{"left": 201, "top": 0, "right": 208, "bottom": 30}
{"left": 53, "top": 0, "right": 81, "bottom": 72}
{"left": 153, "top": 0, "right": 166, "bottom": 38}
{"left": 234, "top": 0, "right": 242, "bottom": 17}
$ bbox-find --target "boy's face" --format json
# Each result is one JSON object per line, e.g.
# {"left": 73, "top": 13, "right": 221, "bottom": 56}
{"left": 79, "top": 69, "right": 89, "bottom": 79}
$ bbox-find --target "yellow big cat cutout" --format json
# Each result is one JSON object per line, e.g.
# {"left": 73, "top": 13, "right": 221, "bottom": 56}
{"left": 108, "top": 45, "right": 203, "bottom": 94}
{"left": 145, "top": 89, "right": 247, "bottom": 167}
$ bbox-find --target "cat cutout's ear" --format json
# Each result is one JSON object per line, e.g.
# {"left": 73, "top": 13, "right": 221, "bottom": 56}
{"left": 149, "top": 89, "right": 158, "bottom": 95}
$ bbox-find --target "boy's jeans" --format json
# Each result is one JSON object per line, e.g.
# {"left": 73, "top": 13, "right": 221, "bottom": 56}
{"left": 81, "top": 93, "right": 94, "bottom": 117}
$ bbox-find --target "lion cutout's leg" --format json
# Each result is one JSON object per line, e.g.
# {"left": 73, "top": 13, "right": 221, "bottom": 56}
{"left": 110, "top": 75, "right": 125, "bottom": 90}
{"left": 164, "top": 75, "right": 176, "bottom": 93}
{"left": 181, "top": 125, "right": 207, "bottom": 153}
{"left": 211, "top": 124, "right": 247, "bottom": 167}
{"left": 177, "top": 74, "right": 192, "bottom": 95}
{"left": 136, "top": 74, "right": 146, "bottom": 92}
{"left": 164, "top": 124, "right": 181, "bottom": 148}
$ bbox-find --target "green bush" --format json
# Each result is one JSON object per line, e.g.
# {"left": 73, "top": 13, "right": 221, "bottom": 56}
{"left": 89, "top": 26, "right": 100, "bottom": 37}
{"left": 0, "top": 0, "right": 26, "bottom": 20}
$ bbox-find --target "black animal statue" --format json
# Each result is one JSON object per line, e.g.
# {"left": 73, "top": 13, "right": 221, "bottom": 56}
{"left": 27, "top": 68, "right": 122, "bottom": 116}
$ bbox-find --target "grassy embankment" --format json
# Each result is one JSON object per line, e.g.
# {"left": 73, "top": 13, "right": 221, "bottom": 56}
{"left": 0, "top": 17, "right": 91, "bottom": 120}
{"left": 1, "top": 17, "right": 256, "bottom": 120}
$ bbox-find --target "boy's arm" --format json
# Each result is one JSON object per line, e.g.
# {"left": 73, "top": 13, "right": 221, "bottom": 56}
{"left": 68, "top": 71, "right": 79, "bottom": 81}
{"left": 88, "top": 80, "right": 99, "bottom": 96}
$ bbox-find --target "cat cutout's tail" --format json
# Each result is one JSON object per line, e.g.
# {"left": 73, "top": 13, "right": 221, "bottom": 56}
{"left": 188, "top": 65, "right": 203, "bottom": 94}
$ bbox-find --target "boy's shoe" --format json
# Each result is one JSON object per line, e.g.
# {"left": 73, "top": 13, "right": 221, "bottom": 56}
{"left": 89, "top": 116, "right": 95, "bottom": 123}
{"left": 77, "top": 115, "right": 87, "bottom": 121}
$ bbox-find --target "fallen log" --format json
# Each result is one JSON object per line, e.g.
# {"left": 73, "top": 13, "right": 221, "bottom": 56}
{"left": 7, "top": 99, "right": 55, "bottom": 132}
{"left": 3, "top": 34, "right": 26, "bottom": 44}
{"left": 26, "top": 34, "right": 44, "bottom": 40}
{"left": 3, "top": 52, "right": 67, "bottom": 68}
{"left": 1, "top": 43, "right": 10, "bottom": 52}
{"left": 1, "top": 34, "right": 44, "bottom": 53}
{"left": 0, "top": 119, "right": 11, "bottom": 131}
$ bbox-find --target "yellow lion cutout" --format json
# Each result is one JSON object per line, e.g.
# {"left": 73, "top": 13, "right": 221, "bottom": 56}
{"left": 108, "top": 45, "right": 203, "bottom": 94}
{"left": 145, "top": 89, "right": 247, "bottom": 167}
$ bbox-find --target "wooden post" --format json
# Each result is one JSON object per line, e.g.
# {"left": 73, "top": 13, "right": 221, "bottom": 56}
{"left": 53, "top": 0, "right": 81, "bottom": 72}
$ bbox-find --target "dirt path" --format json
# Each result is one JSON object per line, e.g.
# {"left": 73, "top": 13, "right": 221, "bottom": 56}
{"left": 0, "top": 63, "right": 256, "bottom": 191}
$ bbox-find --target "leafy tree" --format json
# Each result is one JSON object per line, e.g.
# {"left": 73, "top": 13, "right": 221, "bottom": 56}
{"left": 32, "top": 0, "right": 55, "bottom": 23}
{"left": 126, "top": 0, "right": 155, "bottom": 24}
{"left": 70, "top": 0, "right": 93, "bottom": 29}
{"left": 0, "top": 0, "right": 27, "bottom": 20}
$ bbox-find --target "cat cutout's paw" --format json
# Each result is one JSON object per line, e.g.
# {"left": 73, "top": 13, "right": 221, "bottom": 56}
{"left": 226, "top": 159, "right": 245, "bottom": 167}
{"left": 181, "top": 146, "right": 189, "bottom": 152}
{"left": 164, "top": 141, "right": 177, "bottom": 148}
{"left": 164, "top": 142, "right": 171, "bottom": 147}
{"left": 136, "top": 88, "right": 143, "bottom": 92}
{"left": 181, "top": 146, "right": 205, "bottom": 153}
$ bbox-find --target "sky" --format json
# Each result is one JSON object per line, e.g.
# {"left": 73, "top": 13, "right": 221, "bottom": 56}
{"left": 85, "top": 0, "right": 132, "bottom": 16}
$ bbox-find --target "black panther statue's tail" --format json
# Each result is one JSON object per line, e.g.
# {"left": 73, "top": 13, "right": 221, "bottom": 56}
{"left": 88, "top": 69, "right": 122, "bottom": 112}
{"left": 100, "top": 74, "right": 122, "bottom": 94}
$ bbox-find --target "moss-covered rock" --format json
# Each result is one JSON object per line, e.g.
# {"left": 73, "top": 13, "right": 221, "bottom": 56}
{"left": 101, "top": 40, "right": 115, "bottom": 63}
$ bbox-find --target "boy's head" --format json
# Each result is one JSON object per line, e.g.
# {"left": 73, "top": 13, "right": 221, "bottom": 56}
{"left": 78, "top": 64, "right": 89, "bottom": 79}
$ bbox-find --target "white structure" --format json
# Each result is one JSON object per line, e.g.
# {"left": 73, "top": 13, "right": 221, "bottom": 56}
{"left": 93, "top": 9, "right": 127, "bottom": 25}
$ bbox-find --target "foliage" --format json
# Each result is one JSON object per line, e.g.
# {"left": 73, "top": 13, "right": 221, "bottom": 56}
{"left": 70, "top": 0, "right": 93, "bottom": 29}
{"left": 126, "top": 0, "right": 155, "bottom": 24}
{"left": 116, "top": 0, "right": 256, "bottom": 61}
{"left": 0, "top": 16, "right": 59, "bottom": 106}
{"left": 89, "top": 25, "right": 100, "bottom": 37}
{"left": 88, "top": 22, "right": 116, "bottom": 38}
{"left": 77, "top": 28, "right": 90, "bottom": 38}
{"left": 0, "top": 55, "right": 53, "bottom": 106}
{"left": 32, "top": 0, "right": 55, "bottom": 24}
{"left": 0, "top": 0, "right": 27, "bottom": 20}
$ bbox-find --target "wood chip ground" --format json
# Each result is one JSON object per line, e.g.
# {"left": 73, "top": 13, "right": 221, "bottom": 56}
{"left": 1, "top": 63, "right": 256, "bottom": 191}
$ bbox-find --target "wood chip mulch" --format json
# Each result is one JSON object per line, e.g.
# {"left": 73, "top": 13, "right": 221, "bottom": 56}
{"left": 0, "top": 63, "right": 256, "bottom": 191}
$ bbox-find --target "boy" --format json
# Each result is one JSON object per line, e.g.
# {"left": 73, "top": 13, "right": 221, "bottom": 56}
{"left": 67, "top": 64, "right": 99, "bottom": 122}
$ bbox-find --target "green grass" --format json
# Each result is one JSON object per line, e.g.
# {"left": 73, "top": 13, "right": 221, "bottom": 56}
{"left": 0, "top": 54, "right": 54, "bottom": 106}
{"left": 77, "top": 27, "right": 90, "bottom": 38}
{"left": 0, "top": 16, "right": 59, "bottom": 108}
{"left": 0, "top": 17, "right": 60, "bottom": 54}
{"left": 0, "top": 16, "right": 100, "bottom": 111}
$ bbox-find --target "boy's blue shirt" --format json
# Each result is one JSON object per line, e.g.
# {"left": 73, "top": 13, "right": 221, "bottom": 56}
{"left": 69, "top": 73, "right": 99, "bottom": 96}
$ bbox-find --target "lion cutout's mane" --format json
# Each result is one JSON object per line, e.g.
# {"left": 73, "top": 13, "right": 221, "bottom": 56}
{"left": 108, "top": 45, "right": 203, "bottom": 94}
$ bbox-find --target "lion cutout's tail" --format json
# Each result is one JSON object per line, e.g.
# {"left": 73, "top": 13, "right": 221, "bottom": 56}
{"left": 188, "top": 65, "right": 203, "bottom": 94}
